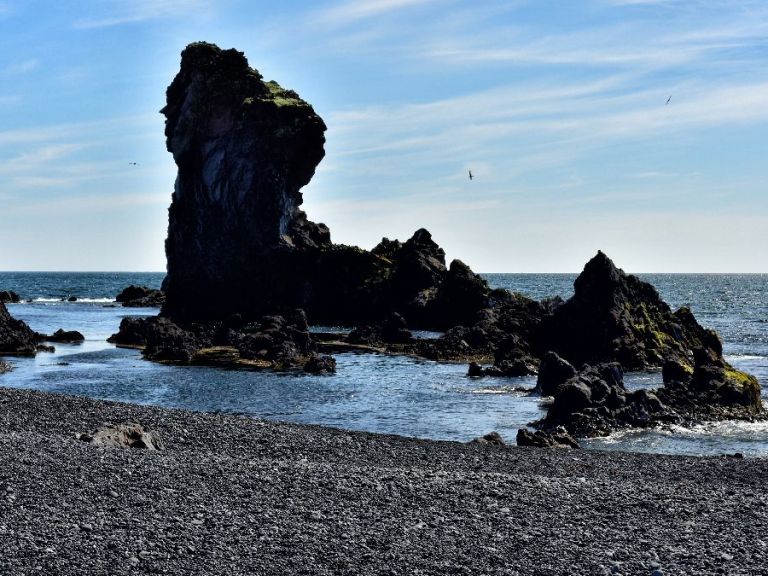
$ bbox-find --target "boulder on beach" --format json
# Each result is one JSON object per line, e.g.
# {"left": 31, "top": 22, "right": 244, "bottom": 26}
{"left": 78, "top": 423, "right": 162, "bottom": 450}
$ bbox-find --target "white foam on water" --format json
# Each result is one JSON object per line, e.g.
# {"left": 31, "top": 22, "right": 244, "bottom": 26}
{"left": 32, "top": 297, "right": 115, "bottom": 303}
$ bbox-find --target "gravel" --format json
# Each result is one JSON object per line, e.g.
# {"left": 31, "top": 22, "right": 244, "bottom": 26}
{"left": 1, "top": 385, "right": 767, "bottom": 575}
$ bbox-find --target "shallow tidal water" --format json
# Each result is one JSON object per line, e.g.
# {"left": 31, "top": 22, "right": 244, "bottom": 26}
{"left": 1, "top": 272, "right": 766, "bottom": 456}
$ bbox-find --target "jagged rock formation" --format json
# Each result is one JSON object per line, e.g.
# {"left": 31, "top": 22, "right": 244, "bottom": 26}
{"left": 538, "top": 251, "right": 712, "bottom": 370}
{"left": 109, "top": 309, "right": 335, "bottom": 373}
{"left": 0, "top": 302, "right": 37, "bottom": 356}
{"left": 534, "top": 339, "right": 763, "bottom": 438}
{"left": 159, "top": 42, "right": 490, "bottom": 329}
{"left": 0, "top": 291, "right": 20, "bottom": 304}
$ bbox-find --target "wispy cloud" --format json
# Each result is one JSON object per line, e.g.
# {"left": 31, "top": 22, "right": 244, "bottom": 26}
{"left": 74, "top": 0, "right": 208, "bottom": 29}
{"left": 6, "top": 58, "right": 38, "bottom": 74}
{"left": 312, "top": 0, "right": 438, "bottom": 27}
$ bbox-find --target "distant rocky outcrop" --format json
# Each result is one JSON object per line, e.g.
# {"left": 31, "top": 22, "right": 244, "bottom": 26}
{"left": 0, "top": 302, "right": 37, "bottom": 356}
{"left": 0, "top": 290, "right": 20, "bottom": 304}
{"left": 116, "top": 285, "right": 165, "bottom": 308}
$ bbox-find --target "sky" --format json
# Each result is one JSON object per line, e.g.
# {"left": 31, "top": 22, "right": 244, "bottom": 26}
{"left": 0, "top": 0, "right": 766, "bottom": 272}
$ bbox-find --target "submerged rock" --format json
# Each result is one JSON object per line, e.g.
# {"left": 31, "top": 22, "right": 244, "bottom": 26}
{"left": 0, "top": 302, "right": 37, "bottom": 356}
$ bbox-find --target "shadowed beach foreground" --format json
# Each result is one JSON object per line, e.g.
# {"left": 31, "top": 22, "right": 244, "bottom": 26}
{"left": 1, "top": 387, "right": 766, "bottom": 575}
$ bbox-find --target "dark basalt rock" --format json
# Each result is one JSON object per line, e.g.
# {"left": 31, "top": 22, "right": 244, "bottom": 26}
{"left": 160, "top": 42, "right": 330, "bottom": 322}
{"left": 516, "top": 427, "right": 580, "bottom": 449}
{"left": 0, "top": 302, "right": 37, "bottom": 356}
{"left": 348, "top": 313, "right": 413, "bottom": 346}
{"left": 535, "top": 336, "right": 763, "bottom": 438}
{"left": 116, "top": 285, "right": 165, "bottom": 308}
{"left": 539, "top": 251, "right": 714, "bottom": 370}
{"left": 108, "top": 309, "right": 333, "bottom": 372}
{"left": 159, "top": 43, "right": 490, "bottom": 331}
{"left": 470, "top": 431, "right": 506, "bottom": 446}
{"left": 0, "top": 290, "right": 20, "bottom": 304}
{"left": 535, "top": 351, "right": 577, "bottom": 396}
{"left": 39, "top": 329, "right": 85, "bottom": 344}
{"left": 303, "top": 354, "right": 337, "bottom": 374}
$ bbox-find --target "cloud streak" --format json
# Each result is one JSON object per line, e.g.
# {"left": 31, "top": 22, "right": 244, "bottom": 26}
{"left": 74, "top": 0, "right": 208, "bottom": 29}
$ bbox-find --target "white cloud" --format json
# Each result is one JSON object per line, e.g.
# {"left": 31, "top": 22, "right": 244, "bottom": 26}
{"left": 6, "top": 58, "right": 39, "bottom": 74}
{"left": 312, "top": 0, "right": 438, "bottom": 27}
{"left": 74, "top": 0, "right": 209, "bottom": 29}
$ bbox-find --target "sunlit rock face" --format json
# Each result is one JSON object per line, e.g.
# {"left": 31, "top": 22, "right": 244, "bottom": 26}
{"left": 161, "top": 42, "right": 330, "bottom": 321}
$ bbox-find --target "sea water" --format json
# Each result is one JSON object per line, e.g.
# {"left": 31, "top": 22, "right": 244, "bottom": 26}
{"left": 1, "top": 272, "right": 766, "bottom": 456}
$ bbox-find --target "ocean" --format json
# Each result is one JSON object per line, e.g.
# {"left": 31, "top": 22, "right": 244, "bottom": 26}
{"left": 1, "top": 272, "right": 766, "bottom": 456}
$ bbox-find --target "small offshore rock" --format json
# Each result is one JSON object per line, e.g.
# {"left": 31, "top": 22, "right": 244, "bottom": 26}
{"left": 0, "top": 290, "right": 20, "bottom": 304}
{"left": 116, "top": 285, "right": 165, "bottom": 308}
{"left": 303, "top": 354, "right": 337, "bottom": 374}
{"left": 39, "top": 329, "right": 85, "bottom": 344}
{"left": 78, "top": 423, "right": 162, "bottom": 450}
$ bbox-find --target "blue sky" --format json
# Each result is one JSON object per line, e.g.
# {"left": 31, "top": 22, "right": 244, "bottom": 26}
{"left": 0, "top": 0, "right": 766, "bottom": 272}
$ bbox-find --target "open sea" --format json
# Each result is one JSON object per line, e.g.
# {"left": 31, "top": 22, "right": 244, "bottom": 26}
{"left": 1, "top": 272, "right": 766, "bottom": 456}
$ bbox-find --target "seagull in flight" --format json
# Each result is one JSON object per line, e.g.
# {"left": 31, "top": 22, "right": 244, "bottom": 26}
{"left": 468, "top": 170, "right": 474, "bottom": 181}
{"left": 666, "top": 95, "right": 672, "bottom": 105}
{"left": 129, "top": 162, "right": 138, "bottom": 166}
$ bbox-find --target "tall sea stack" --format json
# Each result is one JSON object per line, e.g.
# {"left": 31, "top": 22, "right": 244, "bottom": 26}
{"left": 160, "top": 42, "right": 491, "bottom": 326}
{"left": 161, "top": 42, "right": 331, "bottom": 321}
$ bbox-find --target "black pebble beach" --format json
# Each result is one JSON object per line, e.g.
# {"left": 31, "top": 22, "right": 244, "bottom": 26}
{"left": 2, "top": 386, "right": 767, "bottom": 575}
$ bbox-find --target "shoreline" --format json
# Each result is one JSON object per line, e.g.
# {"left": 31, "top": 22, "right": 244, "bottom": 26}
{"left": 2, "top": 386, "right": 767, "bottom": 574}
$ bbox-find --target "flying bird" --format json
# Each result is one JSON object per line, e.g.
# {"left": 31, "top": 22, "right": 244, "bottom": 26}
{"left": 129, "top": 162, "right": 138, "bottom": 166}
{"left": 666, "top": 95, "right": 672, "bottom": 105}
{"left": 468, "top": 170, "right": 474, "bottom": 180}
